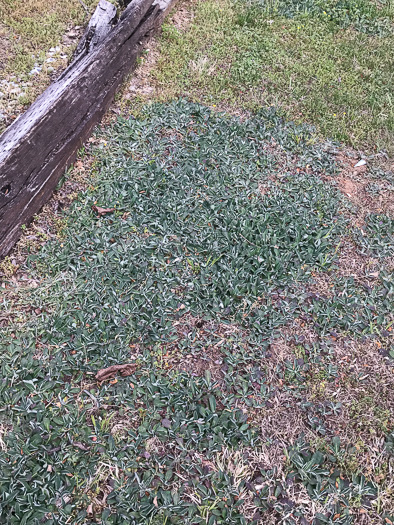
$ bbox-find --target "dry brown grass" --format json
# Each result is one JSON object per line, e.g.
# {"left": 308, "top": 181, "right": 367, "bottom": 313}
{"left": 0, "top": 148, "right": 99, "bottom": 335}
{"left": 324, "top": 338, "right": 393, "bottom": 448}
{"left": 0, "top": 0, "right": 97, "bottom": 134}
{"left": 120, "top": 0, "right": 196, "bottom": 107}
{"left": 332, "top": 151, "right": 394, "bottom": 224}
{"left": 332, "top": 237, "right": 385, "bottom": 281}
{"left": 0, "top": 23, "right": 12, "bottom": 70}
{"left": 243, "top": 318, "right": 394, "bottom": 521}
{"left": 250, "top": 320, "right": 319, "bottom": 447}
{"left": 0, "top": 0, "right": 95, "bottom": 55}
{"left": 263, "top": 319, "right": 394, "bottom": 451}
{"left": 154, "top": 313, "right": 248, "bottom": 385}
{"left": 83, "top": 459, "right": 123, "bottom": 519}
{"left": 187, "top": 446, "right": 338, "bottom": 524}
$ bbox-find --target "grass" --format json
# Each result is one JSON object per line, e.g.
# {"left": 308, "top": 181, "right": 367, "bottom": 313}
{"left": 0, "top": 0, "right": 393, "bottom": 523}
{"left": 0, "top": 0, "right": 99, "bottom": 134}
{"left": 0, "top": 0, "right": 99, "bottom": 77}
{"left": 146, "top": 0, "right": 394, "bottom": 153}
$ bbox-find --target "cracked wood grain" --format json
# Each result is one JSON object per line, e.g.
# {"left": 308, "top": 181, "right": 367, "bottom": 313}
{"left": 0, "top": 0, "right": 174, "bottom": 258}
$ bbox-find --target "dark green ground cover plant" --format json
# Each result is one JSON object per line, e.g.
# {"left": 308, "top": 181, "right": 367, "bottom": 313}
{"left": 0, "top": 100, "right": 393, "bottom": 524}
{"left": 356, "top": 214, "right": 394, "bottom": 257}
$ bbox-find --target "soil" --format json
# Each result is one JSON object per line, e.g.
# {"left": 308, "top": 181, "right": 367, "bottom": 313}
{"left": 333, "top": 151, "right": 394, "bottom": 224}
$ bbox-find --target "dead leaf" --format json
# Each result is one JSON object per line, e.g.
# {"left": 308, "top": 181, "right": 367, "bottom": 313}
{"left": 161, "top": 418, "right": 171, "bottom": 428}
{"left": 92, "top": 205, "right": 115, "bottom": 217}
{"left": 95, "top": 363, "right": 138, "bottom": 382}
{"left": 73, "top": 442, "right": 90, "bottom": 451}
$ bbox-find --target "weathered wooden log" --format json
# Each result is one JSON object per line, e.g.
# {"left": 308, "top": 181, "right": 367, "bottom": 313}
{"left": 0, "top": 0, "right": 174, "bottom": 258}
{"left": 73, "top": 0, "right": 117, "bottom": 60}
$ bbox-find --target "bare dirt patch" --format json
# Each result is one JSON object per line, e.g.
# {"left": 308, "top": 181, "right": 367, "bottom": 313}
{"left": 333, "top": 151, "right": 394, "bottom": 223}
{"left": 121, "top": 1, "right": 196, "bottom": 104}
{"left": 169, "top": 2, "right": 195, "bottom": 31}
{"left": 124, "top": 44, "right": 160, "bottom": 100}
{"left": 268, "top": 318, "right": 320, "bottom": 363}
{"left": 157, "top": 313, "right": 246, "bottom": 383}
{"left": 304, "top": 271, "right": 336, "bottom": 300}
